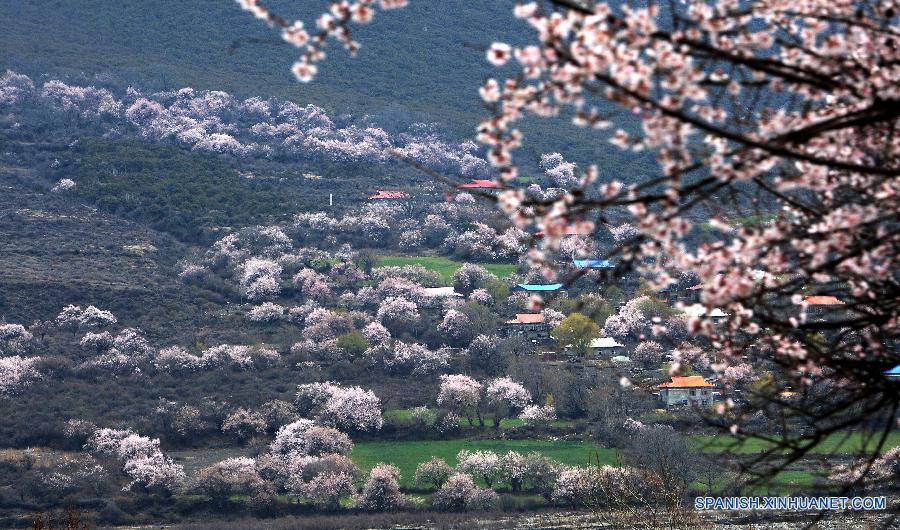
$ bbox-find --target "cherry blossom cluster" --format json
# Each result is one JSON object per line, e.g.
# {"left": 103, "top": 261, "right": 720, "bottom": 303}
{"left": 270, "top": 419, "right": 353, "bottom": 457}
{"left": 437, "top": 374, "right": 533, "bottom": 426}
{"left": 0, "top": 355, "right": 41, "bottom": 395}
{"left": 50, "top": 178, "right": 76, "bottom": 193}
{"left": 54, "top": 304, "right": 117, "bottom": 333}
{"left": 602, "top": 296, "right": 651, "bottom": 342}
{"left": 222, "top": 408, "right": 268, "bottom": 440}
{"left": 0, "top": 323, "right": 33, "bottom": 356}
{"left": 151, "top": 343, "right": 280, "bottom": 373}
{"left": 382, "top": 341, "right": 451, "bottom": 377}
{"left": 294, "top": 381, "right": 383, "bottom": 432}
{"left": 1, "top": 71, "right": 487, "bottom": 173}
{"left": 85, "top": 427, "right": 185, "bottom": 493}
{"left": 518, "top": 404, "right": 557, "bottom": 426}
{"left": 355, "top": 463, "right": 408, "bottom": 511}
{"left": 193, "top": 457, "right": 273, "bottom": 505}
{"left": 431, "top": 473, "right": 499, "bottom": 512}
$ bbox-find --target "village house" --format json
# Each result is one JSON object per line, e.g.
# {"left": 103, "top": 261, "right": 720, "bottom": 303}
{"left": 420, "top": 286, "right": 463, "bottom": 298}
{"left": 886, "top": 365, "right": 900, "bottom": 380}
{"left": 513, "top": 283, "right": 564, "bottom": 293}
{"left": 588, "top": 336, "right": 625, "bottom": 358}
{"left": 659, "top": 375, "right": 715, "bottom": 408}
{"left": 572, "top": 258, "right": 617, "bottom": 281}
{"left": 683, "top": 304, "right": 729, "bottom": 323}
{"left": 801, "top": 295, "right": 845, "bottom": 319}
{"left": 456, "top": 179, "right": 502, "bottom": 196}
{"left": 368, "top": 190, "right": 411, "bottom": 200}
{"left": 502, "top": 313, "right": 552, "bottom": 343}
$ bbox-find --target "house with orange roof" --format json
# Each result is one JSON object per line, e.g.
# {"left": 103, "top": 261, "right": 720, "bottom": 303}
{"left": 659, "top": 375, "right": 714, "bottom": 408}
{"left": 502, "top": 313, "right": 551, "bottom": 343}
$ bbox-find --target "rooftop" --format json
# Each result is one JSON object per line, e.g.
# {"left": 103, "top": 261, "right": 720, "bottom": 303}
{"left": 572, "top": 258, "right": 616, "bottom": 269}
{"left": 369, "top": 190, "right": 411, "bottom": 200}
{"left": 515, "top": 283, "right": 564, "bottom": 292}
{"left": 590, "top": 337, "right": 624, "bottom": 348}
{"left": 421, "top": 287, "right": 462, "bottom": 298}
{"left": 660, "top": 376, "right": 714, "bottom": 389}
{"left": 683, "top": 304, "right": 728, "bottom": 318}
{"left": 803, "top": 295, "right": 845, "bottom": 305}
{"left": 457, "top": 179, "right": 501, "bottom": 189}
{"left": 506, "top": 313, "right": 546, "bottom": 325}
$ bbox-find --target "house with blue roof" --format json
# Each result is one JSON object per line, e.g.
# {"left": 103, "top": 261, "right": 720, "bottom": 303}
{"left": 572, "top": 258, "right": 616, "bottom": 269}
{"left": 886, "top": 365, "right": 900, "bottom": 379}
{"left": 514, "top": 283, "right": 564, "bottom": 292}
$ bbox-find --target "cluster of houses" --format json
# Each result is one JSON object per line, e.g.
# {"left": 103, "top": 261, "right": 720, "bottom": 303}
{"left": 501, "top": 280, "right": 862, "bottom": 409}
{"left": 367, "top": 188, "right": 897, "bottom": 407}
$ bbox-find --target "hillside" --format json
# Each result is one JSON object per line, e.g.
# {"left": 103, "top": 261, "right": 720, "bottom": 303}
{"left": 0, "top": 170, "right": 205, "bottom": 331}
{"left": 0, "top": 0, "right": 650, "bottom": 174}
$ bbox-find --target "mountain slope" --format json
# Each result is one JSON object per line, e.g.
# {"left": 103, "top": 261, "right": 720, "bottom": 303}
{"left": 0, "top": 0, "right": 649, "bottom": 173}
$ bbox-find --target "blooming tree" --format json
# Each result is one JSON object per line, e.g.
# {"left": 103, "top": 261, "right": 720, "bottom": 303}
{"left": 54, "top": 304, "right": 116, "bottom": 334}
{"left": 376, "top": 296, "right": 420, "bottom": 335}
{"left": 0, "top": 324, "right": 33, "bottom": 356}
{"left": 437, "top": 309, "right": 475, "bottom": 347}
{"left": 240, "top": 258, "right": 282, "bottom": 301}
{"left": 356, "top": 463, "right": 407, "bottom": 511}
{"left": 632, "top": 340, "right": 665, "bottom": 368}
{"left": 294, "top": 382, "right": 383, "bottom": 432}
{"left": 484, "top": 377, "right": 532, "bottom": 428}
{"left": 222, "top": 408, "right": 268, "bottom": 441}
{"left": 414, "top": 457, "right": 455, "bottom": 491}
{"left": 269, "top": 419, "right": 318, "bottom": 456}
{"left": 298, "top": 471, "right": 355, "bottom": 510}
{"left": 247, "top": 302, "right": 284, "bottom": 323}
{"left": 193, "top": 457, "right": 273, "bottom": 506}
{"left": 518, "top": 404, "right": 557, "bottom": 427}
{"left": 451, "top": 263, "right": 496, "bottom": 295}
{"left": 431, "top": 473, "right": 498, "bottom": 512}
{"left": 603, "top": 297, "right": 650, "bottom": 343}
{"left": 85, "top": 427, "right": 185, "bottom": 495}
{"left": 437, "top": 374, "right": 483, "bottom": 426}
{"left": 0, "top": 355, "right": 41, "bottom": 394}
{"left": 457, "top": 450, "right": 502, "bottom": 488}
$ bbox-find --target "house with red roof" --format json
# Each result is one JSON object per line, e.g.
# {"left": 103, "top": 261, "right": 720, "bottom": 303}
{"left": 802, "top": 295, "right": 844, "bottom": 305}
{"left": 369, "top": 190, "right": 411, "bottom": 200}
{"left": 502, "top": 313, "right": 551, "bottom": 343}
{"left": 659, "top": 376, "right": 714, "bottom": 408}
{"left": 457, "top": 179, "right": 501, "bottom": 190}
{"left": 801, "top": 295, "right": 846, "bottom": 320}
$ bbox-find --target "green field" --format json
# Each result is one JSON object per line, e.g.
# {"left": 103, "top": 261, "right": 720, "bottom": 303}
{"left": 375, "top": 255, "right": 518, "bottom": 283}
{"left": 351, "top": 438, "right": 614, "bottom": 488}
{"left": 692, "top": 431, "right": 900, "bottom": 455}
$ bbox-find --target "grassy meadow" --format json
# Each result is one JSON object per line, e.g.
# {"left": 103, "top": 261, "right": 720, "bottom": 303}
{"left": 351, "top": 438, "right": 615, "bottom": 488}
{"left": 375, "top": 255, "right": 518, "bottom": 283}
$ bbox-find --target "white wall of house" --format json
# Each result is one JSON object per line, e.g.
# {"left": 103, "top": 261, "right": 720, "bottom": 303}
{"left": 661, "top": 387, "right": 712, "bottom": 408}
